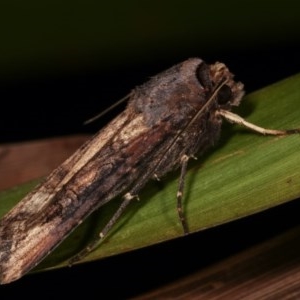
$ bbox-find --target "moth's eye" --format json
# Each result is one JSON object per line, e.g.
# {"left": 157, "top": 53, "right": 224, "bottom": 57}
{"left": 196, "top": 64, "right": 212, "bottom": 89}
{"left": 218, "top": 85, "right": 232, "bottom": 104}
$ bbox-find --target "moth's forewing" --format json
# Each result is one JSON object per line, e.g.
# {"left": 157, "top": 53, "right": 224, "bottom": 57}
{"left": 0, "top": 58, "right": 244, "bottom": 284}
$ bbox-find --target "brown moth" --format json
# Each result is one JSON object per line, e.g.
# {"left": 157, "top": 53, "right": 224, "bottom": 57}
{"left": 0, "top": 58, "right": 298, "bottom": 284}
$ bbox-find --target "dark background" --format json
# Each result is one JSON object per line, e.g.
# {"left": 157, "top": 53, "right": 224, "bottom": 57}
{"left": 1, "top": 45, "right": 300, "bottom": 143}
{"left": 0, "top": 1, "right": 300, "bottom": 298}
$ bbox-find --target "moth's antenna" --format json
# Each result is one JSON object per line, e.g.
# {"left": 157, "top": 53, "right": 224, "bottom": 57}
{"left": 84, "top": 93, "right": 132, "bottom": 125}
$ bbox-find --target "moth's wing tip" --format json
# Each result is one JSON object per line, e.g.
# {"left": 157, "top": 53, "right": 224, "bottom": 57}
{"left": 0, "top": 271, "right": 18, "bottom": 285}
{"left": 0, "top": 261, "right": 25, "bottom": 284}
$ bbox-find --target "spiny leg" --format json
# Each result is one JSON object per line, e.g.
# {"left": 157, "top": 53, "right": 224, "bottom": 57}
{"left": 218, "top": 110, "right": 300, "bottom": 135}
{"left": 69, "top": 153, "right": 192, "bottom": 264}
{"left": 69, "top": 193, "right": 136, "bottom": 265}
{"left": 69, "top": 160, "right": 167, "bottom": 266}
{"left": 177, "top": 154, "right": 190, "bottom": 234}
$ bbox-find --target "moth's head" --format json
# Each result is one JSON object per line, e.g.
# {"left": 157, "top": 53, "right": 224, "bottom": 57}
{"left": 196, "top": 60, "right": 245, "bottom": 109}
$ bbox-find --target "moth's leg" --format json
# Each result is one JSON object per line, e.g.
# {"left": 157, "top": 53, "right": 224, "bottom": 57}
{"left": 125, "top": 153, "right": 191, "bottom": 235}
{"left": 69, "top": 193, "right": 135, "bottom": 265}
{"left": 69, "top": 153, "right": 168, "bottom": 265}
{"left": 69, "top": 154, "right": 194, "bottom": 265}
{"left": 177, "top": 154, "right": 190, "bottom": 234}
{"left": 218, "top": 109, "right": 300, "bottom": 135}
{"left": 69, "top": 167, "right": 159, "bottom": 265}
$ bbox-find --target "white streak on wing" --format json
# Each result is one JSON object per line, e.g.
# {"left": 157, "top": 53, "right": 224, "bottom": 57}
{"left": 4, "top": 112, "right": 143, "bottom": 218}
{"left": 20, "top": 191, "right": 52, "bottom": 215}
{"left": 2, "top": 205, "right": 62, "bottom": 283}
{"left": 0, "top": 191, "right": 53, "bottom": 237}
{"left": 114, "top": 114, "right": 148, "bottom": 144}
{"left": 0, "top": 111, "right": 150, "bottom": 283}
{"left": 1, "top": 112, "right": 149, "bottom": 234}
{"left": 52, "top": 113, "right": 146, "bottom": 193}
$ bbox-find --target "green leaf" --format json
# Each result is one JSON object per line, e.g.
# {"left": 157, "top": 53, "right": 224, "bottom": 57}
{"left": 1, "top": 73, "right": 300, "bottom": 273}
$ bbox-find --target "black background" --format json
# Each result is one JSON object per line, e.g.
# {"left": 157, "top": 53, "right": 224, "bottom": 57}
{"left": 1, "top": 44, "right": 300, "bottom": 143}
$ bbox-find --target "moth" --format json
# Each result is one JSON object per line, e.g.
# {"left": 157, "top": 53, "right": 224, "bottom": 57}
{"left": 0, "top": 58, "right": 298, "bottom": 284}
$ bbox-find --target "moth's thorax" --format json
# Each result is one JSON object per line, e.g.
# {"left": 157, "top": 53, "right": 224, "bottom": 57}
{"left": 131, "top": 58, "right": 244, "bottom": 127}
